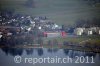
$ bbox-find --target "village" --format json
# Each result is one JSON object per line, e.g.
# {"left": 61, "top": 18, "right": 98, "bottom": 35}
{"left": 0, "top": 10, "right": 100, "bottom": 52}
{"left": 0, "top": 10, "right": 100, "bottom": 38}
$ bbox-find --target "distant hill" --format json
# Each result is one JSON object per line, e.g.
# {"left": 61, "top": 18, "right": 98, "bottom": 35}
{"left": 0, "top": 0, "right": 100, "bottom": 25}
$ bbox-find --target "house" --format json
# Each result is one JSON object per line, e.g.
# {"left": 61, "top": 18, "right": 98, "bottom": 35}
{"left": 0, "top": 34, "right": 2, "bottom": 38}
{"left": 87, "top": 30, "right": 93, "bottom": 35}
{"left": 88, "top": 27, "right": 100, "bottom": 35}
{"left": 99, "top": 30, "right": 100, "bottom": 35}
{"left": 74, "top": 27, "right": 100, "bottom": 36}
{"left": 74, "top": 28, "right": 85, "bottom": 35}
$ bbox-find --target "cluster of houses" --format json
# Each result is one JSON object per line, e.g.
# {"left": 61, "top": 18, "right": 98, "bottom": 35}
{"left": 74, "top": 27, "right": 100, "bottom": 36}
{"left": 0, "top": 10, "right": 100, "bottom": 39}
{"left": 0, "top": 10, "right": 64, "bottom": 38}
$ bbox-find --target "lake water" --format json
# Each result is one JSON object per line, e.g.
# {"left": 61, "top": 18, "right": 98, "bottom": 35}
{"left": 0, "top": 47, "right": 100, "bottom": 66}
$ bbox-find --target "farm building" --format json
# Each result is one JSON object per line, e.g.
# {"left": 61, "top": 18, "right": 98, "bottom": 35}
{"left": 43, "top": 31, "right": 66, "bottom": 38}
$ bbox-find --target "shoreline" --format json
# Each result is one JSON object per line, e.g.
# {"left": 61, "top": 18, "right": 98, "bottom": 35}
{"left": 0, "top": 44, "right": 100, "bottom": 53}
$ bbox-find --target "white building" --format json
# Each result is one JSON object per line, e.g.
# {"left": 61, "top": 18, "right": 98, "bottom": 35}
{"left": 74, "top": 28, "right": 85, "bottom": 35}
{"left": 0, "top": 35, "right": 2, "bottom": 38}
{"left": 87, "top": 30, "right": 93, "bottom": 35}
{"left": 99, "top": 30, "right": 100, "bottom": 35}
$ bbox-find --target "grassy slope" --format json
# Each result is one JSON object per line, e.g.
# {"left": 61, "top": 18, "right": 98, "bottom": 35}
{"left": 0, "top": 0, "right": 100, "bottom": 25}
{"left": 43, "top": 35, "right": 100, "bottom": 45}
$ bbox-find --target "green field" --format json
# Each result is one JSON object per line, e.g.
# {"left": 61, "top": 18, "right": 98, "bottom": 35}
{"left": 43, "top": 35, "right": 100, "bottom": 45}
{"left": 0, "top": 0, "right": 100, "bottom": 25}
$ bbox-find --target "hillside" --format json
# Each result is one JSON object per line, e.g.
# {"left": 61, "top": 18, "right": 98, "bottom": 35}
{"left": 0, "top": 0, "right": 100, "bottom": 25}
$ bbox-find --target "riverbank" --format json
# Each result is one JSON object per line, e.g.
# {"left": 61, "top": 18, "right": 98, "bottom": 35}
{"left": 0, "top": 35, "right": 100, "bottom": 53}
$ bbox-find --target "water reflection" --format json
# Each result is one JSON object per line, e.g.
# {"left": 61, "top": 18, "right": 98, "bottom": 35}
{"left": 63, "top": 49, "right": 97, "bottom": 58}
{"left": 0, "top": 47, "right": 44, "bottom": 56}
{"left": 85, "top": 52, "right": 96, "bottom": 58}
{"left": 25, "top": 48, "right": 33, "bottom": 55}
{"left": 47, "top": 48, "right": 58, "bottom": 53}
{"left": 63, "top": 49, "right": 69, "bottom": 55}
{"left": 99, "top": 54, "right": 100, "bottom": 60}
{"left": 25, "top": 48, "right": 43, "bottom": 56}
{"left": 0, "top": 47, "right": 98, "bottom": 59}
{"left": 1, "top": 47, "right": 23, "bottom": 56}
{"left": 37, "top": 48, "right": 43, "bottom": 56}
